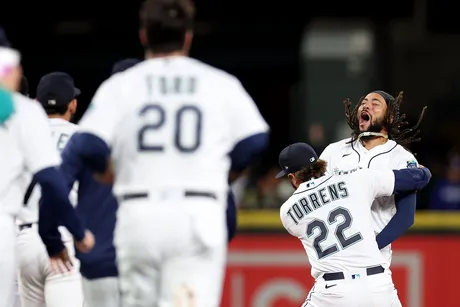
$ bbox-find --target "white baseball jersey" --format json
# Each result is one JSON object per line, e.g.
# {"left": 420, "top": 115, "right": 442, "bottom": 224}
{"left": 319, "top": 138, "right": 418, "bottom": 267}
{"left": 280, "top": 169, "right": 395, "bottom": 279}
{"left": 16, "top": 118, "right": 78, "bottom": 225}
{"left": 79, "top": 56, "right": 269, "bottom": 199}
{"left": 0, "top": 93, "right": 60, "bottom": 217}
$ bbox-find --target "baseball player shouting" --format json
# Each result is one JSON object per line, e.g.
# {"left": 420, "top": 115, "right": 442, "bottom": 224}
{"left": 320, "top": 91, "right": 426, "bottom": 274}
{"left": 0, "top": 29, "right": 93, "bottom": 307}
{"left": 16, "top": 72, "right": 86, "bottom": 307}
{"left": 277, "top": 142, "right": 431, "bottom": 306}
{"left": 60, "top": 0, "right": 270, "bottom": 305}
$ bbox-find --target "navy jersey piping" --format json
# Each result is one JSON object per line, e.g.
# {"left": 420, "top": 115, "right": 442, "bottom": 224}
{"left": 350, "top": 142, "right": 361, "bottom": 163}
{"left": 367, "top": 143, "right": 398, "bottom": 168}
{"left": 293, "top": 175, "right": 334, "bottom": 195}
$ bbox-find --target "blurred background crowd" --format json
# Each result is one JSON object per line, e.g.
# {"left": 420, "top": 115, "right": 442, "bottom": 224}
{"left": 3, "top": 0, "right": 459, "bottom": 212}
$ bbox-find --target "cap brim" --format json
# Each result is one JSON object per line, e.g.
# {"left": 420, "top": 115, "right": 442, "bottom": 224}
{"left": 73, "top": 87, "right": 81, "bottom": 97}
{"left": 275, "top": 169, "right": 288, "bottom": 179}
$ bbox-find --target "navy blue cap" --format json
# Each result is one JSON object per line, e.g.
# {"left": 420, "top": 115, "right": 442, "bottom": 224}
{"left": 275, "top": 142, "right": 318, "bottom": 179}
{"left": 0, "top": 27, "right": 11, "bottom": 47}
{"left": 111, "top": 58, "right": 140, "bottom": 75}
{"left": 37, "top": 72, "right": 80, "bottom": 107}
{"left": 371, "top": 90, "right": 394, "bottom": 105}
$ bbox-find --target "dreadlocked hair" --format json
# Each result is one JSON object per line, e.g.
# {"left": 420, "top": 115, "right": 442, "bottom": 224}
{"left": 344, "top": 91, "right": 427, "bottom": 147}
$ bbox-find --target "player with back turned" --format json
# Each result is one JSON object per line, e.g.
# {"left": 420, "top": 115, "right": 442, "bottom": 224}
{"left": 16, "top": 72, "right": 86, "bottom": 307}
{"left": 0, "top": 28, "right": 93, "bottom": 307}
{"left": 44, "top": 0, "right": 270, "bottom": 306}
{"left": 58, "top": 58, "right": 140, "bottom": 307}
{"left": 319, "top": 91, "right": 426, "bottom": 279}
{"left": 277, "top": 142, "right": 431, "bottom": 306}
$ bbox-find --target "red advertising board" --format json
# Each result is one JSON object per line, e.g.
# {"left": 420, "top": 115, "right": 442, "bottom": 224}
{"left": 221, "top": 234, "right": 460, "bottom": 307}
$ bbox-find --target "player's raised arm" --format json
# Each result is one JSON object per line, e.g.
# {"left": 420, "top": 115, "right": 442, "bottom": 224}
{"left": 225, "top": 78, "right": 270, "bottom": 183}
{"left": 392, "top": 166, "right": 431, "bottom": 193}
{"left": 363, "top": 167, "right": 431, "bottom": 200}
{"left": 375, "top": 153, "right": 419, "bottom": 250}
{"left": 17, "top": 99, "right": 89, "bottom": 247}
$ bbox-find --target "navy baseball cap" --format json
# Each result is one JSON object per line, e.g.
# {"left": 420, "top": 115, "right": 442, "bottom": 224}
{"left": 111, "top": 58, "right": 140, "bottom": 75}
{"left": 37, "top": 72, "right": 80, "bottom": 107}
{"left": 275, "top": 143, "right": 319, "bottom": 179}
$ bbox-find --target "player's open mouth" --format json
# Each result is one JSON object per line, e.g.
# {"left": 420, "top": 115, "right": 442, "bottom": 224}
{"left": 359, "top": 112, "right": 370, "bottom": 125}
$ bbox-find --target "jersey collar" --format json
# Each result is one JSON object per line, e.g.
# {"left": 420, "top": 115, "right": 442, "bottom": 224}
{"left": 48, "top": 118, "right": 69, "bottom": 125}
{"left": 354, "top": 138, "right": 396, "bottom": 155}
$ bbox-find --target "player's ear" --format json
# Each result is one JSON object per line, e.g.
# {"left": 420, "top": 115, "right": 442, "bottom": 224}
{"left": 183, "top": 31, "right": 193, "bottom": 53}
{"left": 288, "top": 173, "right": 299, "bottom": 189}
{"left": 139, "top": 28, "right": 148, "bottom": 48}
{"left": 68, "top": 99, "right": 77, "bottom": 114}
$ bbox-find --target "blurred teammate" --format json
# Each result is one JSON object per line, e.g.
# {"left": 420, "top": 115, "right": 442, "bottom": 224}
{"left": 0, "top": 29, "right": 92, "bottom": 307}
{"left": 320, "top": 92, "right": 426, "bottom": 276}
{"left": 111, "top": 58, "right": 140, "bottom": 75}
{"left": 11, "top": 74, "right": 29, "bottom": 307}
{"left": 63, "top": 0, "right": 270, "bottom": 305}
{"left": 19, "top": 75, "right": 29, "bottom": 96}
{"left": 277, "top": 143, "right": 431, "bottom": 306}
{"left": 16, "top": 72, "right": 86, "bottom": 307}
{"left": 59, "top": 58, "right": 140, "bottom": 307}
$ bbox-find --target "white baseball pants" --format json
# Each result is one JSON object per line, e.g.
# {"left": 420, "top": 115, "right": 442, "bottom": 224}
{"left": 12, "top": 274, "right": 22, "bottom": 307}
{"left": 115, "top": 192, "right": 228, "bottom": 307}
{"left": 82, "top": 276, "right": 121, "bottom": 307}
{"left": 16, "top": 225, "right": 86, "bottom": 307}
{"left": 303, "top": 269, "right": 402, "bottom": 307}
{"left": 0, "top": 214, "right": 18, "bottom": 307}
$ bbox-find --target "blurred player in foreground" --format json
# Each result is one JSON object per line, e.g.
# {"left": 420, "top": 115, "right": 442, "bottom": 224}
{"left": 0, "top": 29, "right": 92, "bottom": 307}
{"left": 16, "top": 72, "right": 86, "bottom": 307}
{"left": 319, "top": 91, "right": 426, "bottom": 282}
{"left": 62, "top": 0, "right": 270, "bottom": 305}
{"left": 58, "top": 58, "right": 140, "bottom": 307}
{"left": 19, "top": 75, "right": 29, "bottom": 96}
{"left": 10, "top": 74, "right": 29, "bottom": 307}
{"left": 277, "top": 142, "right": 431, "bottom": 306}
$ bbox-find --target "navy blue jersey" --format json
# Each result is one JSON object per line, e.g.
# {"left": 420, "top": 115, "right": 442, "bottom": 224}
{"left": 60, "top": 135, "right": 118, "bottom": 279}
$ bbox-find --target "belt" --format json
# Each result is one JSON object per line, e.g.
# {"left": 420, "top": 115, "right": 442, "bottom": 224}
{"left": 184, "top": 191, "right": 217, "bottom": 200}
{"left": 120, "top": 191, "right": 217, "bottom": 202}
{"left": 19, "top": 223, "right": 35, "bottom": 231}
{"left": 323, "top": 265, "right": 385, "bottom": 281}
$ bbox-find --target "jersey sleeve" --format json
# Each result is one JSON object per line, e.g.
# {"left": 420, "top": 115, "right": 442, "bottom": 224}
{"left": 280, "top": 203, "right": 297, "bottom": 237}
{"left": 393, "top": 148, "right": 418, "bottom": 170}
{"left": 17, "top": 101, "right": 60, "bottom": 174}
{"left": 225, "top": 77, "right": 269, "bottom": 145}
{"left": 355, "top": 169, "right": 395, "bottom": 203}
{"left": 78, "top": 76, "right": 124, "bottom": 146}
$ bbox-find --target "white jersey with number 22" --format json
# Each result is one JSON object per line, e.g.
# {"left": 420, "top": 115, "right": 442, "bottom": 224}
{"left": 280, "top": 168, "right": 395, "bottom": 279}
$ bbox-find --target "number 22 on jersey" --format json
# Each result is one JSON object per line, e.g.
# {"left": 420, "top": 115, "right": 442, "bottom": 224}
{"left": 307, "top": 207, "right": 363, "bottom": 259}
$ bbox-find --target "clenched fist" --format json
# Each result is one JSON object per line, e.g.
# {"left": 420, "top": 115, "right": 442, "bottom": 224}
{"left": 75, "top": 229, "right": 95, "bottom": 253}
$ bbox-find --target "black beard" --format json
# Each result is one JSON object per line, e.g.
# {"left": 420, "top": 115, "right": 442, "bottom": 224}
{"left": 358, "top": 118, "right": 386, "bottom": 140}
